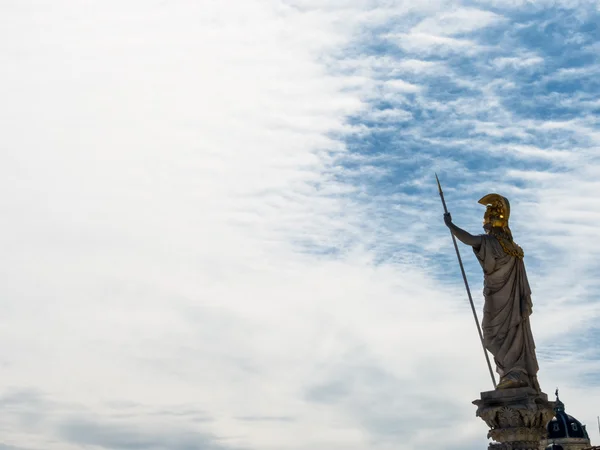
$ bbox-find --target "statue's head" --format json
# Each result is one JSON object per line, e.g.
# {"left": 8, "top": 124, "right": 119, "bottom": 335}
{"left": 478, "top": 193, "right": 511, "bottom": 236}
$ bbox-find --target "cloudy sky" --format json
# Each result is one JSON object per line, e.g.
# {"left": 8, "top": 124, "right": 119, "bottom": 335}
{"left": 2, "top": 0, "right": 600, "bottom": 449}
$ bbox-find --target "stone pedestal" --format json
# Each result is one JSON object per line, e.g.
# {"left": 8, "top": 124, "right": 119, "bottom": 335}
{"left": 473, "top": 388, "right": 555, "bottom": 450}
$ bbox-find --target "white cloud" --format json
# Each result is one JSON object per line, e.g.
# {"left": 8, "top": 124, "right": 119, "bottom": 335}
{"left": 384, "top": 79, "right": 422, "bottom": 93}
{"left": 492, "top": 55, "right": 544, "bottom": 69}
{"left": 412, "top": 7, "right": 505, "bottom": 36}
{"left": 0, "top": 1, "right": 491, "bottom": 449}
{"left": 383, "top": 7, "right": 501, "bottom": 57}
{"left": 388, "top": 32, "right": 485, "bottom": 56}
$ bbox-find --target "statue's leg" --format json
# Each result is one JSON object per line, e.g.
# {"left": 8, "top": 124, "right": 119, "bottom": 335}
{"left": 491, "top": 318, "right": 541, "bottom": 390}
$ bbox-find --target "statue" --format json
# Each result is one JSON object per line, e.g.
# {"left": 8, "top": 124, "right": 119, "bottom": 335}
{"left": 444, "top": 194, "right": 541, "bottom": 391}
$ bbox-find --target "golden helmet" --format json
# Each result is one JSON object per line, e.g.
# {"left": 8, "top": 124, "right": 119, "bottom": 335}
{"left": 478, "top": 193, "right": 510, "bottom": 229}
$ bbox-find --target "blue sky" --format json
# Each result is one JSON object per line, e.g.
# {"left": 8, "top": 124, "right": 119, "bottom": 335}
{"left": 1, "top": 1, "right": 600, "bottom": 449}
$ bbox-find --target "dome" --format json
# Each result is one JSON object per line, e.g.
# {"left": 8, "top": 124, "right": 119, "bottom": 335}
{"left": 546, "top": 390, "right": 590, "bottom": 441}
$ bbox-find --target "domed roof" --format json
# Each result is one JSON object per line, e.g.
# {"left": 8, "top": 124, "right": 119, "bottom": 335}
{"left": 547, "top": 389, "right": 590, "bottom": 440}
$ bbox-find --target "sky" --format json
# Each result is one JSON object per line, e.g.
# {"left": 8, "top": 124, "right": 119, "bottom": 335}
{"left": 2, "top": 0, "right": 600, "bottom": 449}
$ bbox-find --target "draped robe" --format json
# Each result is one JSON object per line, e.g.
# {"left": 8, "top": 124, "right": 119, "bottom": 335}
{"left": 473, "top": 234, "right": 540, "bottom": 391}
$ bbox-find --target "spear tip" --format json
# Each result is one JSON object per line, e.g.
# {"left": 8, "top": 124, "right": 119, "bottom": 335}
{"left": 435, "top": 173, "right": 443, "bottom": 194}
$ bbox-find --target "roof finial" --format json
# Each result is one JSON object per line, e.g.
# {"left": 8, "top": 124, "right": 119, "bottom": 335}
{"left": 554, "top": 387, "right": 565, "bottom": 412}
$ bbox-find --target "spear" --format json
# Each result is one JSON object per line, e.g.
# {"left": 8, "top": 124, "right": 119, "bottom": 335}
{"left": 436, "top": 174, "right": 497, "bottom": 389}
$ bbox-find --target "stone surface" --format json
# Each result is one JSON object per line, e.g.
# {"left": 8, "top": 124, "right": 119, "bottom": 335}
{"left": 473, "top": 387, "right": 555, "bottom": 450}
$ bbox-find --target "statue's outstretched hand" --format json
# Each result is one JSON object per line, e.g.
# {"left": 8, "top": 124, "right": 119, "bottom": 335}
{"left": 444, "top": 212, "right": 452, "bottom": 227}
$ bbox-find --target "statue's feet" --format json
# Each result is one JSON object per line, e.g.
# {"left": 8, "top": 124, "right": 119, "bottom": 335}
{"left": 496, "top": 372, "right": 528, "bottom": 389}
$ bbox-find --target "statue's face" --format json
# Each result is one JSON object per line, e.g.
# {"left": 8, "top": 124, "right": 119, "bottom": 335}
{"left": 483, "top": 203, "right": 507, "bottom": 231}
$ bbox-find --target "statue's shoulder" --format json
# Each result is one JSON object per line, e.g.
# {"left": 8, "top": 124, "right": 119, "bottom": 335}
{"left": 481, "top": 234, "right": 498, "bottom": 244}
{"left": 484, "top": 233, "right": 525, "bottom": 259}
{"left": 480, "top": 234, "right": 505, "bottom": 256}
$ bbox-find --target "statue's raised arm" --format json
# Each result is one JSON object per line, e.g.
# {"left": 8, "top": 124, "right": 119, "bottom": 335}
{"left": 443, "top": 212, "right": 482, "bottom": 248}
